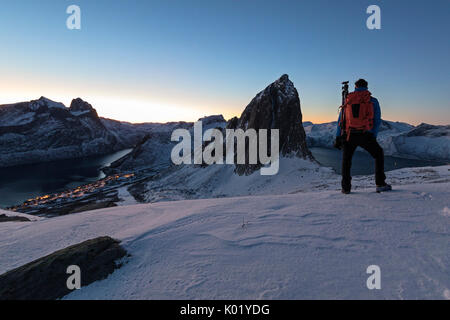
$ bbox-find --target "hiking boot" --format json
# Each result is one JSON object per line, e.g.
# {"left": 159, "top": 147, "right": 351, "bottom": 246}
{"left": 376, "top": 184, "right": 392, "bottom": 193}
{"left": 341, "top": 189, "right": 351, "bottom": 194}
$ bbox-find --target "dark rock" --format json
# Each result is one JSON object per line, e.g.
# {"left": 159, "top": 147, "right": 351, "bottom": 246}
{"left": 67, "top": 200, "right": 118, "bottom": 214}
{"left": 127, "top": 182, "right": 149, "bottom": 203}
{"left": 198, "top": 115, "right": 226, "bottom": 125}
{"left": 69, "top": 98, "right": 95, "bottom": 113}
{"left": 234, "top": 74, "right": 313, "bottom": 175}
{"left": 0, "top": 236, "right": 127, "bottom": 300}
{"left": 226, "top": 117, "right": 239, "bottom": 130}
{"left": 0, "top": 214, "right": 30, "bottom": 223}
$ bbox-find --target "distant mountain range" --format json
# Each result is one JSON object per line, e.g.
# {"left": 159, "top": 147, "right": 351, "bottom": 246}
{"left": 2, "top": 81, "right": 449, "bottom": 301}
{"left": 5, "top": 75, "right": 449, "bottom": 216}
{"left": 0, "top": 75, "right": 448, "bottom": 170}
{"left": 304, "top": 120, "right": 450, "bottom": 161}
{"left": 0, "top": 97, "right": 134, "bottom": 167}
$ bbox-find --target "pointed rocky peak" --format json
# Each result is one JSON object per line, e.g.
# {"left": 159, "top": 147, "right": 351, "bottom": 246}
{"left": 271, "top": 74, "right": 297, "bottom": 97}
{"left": 69, "top": 98, "right": 99, "bottom": 118}
{"left": 233, "top": 74, "right": 313, "bottom": 175}
{"left": 69, "top": 98, "right": 94, "bottom": 112}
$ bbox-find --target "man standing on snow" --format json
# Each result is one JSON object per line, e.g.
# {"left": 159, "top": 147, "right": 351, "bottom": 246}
{"left": 334, "top": 79, "right": 392, "bottom": 194}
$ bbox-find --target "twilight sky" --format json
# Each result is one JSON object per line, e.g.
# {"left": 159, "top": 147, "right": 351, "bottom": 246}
{"left": 0, "top": 0, "right": 449, "bottom": 124}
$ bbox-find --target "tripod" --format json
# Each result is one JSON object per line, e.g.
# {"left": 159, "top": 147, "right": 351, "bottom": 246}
{"left": 334, "top": 81, "right": 350, "bottom": 149}
{"left": 341, "top": 81, "right": 349, "bottom": 106}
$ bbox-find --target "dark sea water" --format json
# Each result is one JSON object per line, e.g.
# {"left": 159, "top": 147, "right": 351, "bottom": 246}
{"left": 310, "top": 147, "right": 447, "bottom": 175}
{"left": 0, "top": 149, "right": 131, "bottom": 208}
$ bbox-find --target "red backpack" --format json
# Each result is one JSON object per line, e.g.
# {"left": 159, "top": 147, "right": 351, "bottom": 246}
{"left": 339, "top": 90, "right": 374, "bottom": 140}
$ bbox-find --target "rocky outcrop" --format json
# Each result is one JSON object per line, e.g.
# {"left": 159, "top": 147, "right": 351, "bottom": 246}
{"left": 234, "top": 74, "right": 312, "bottom": 175}
{"left": 69, "top": 98, "right": 96, "bottom": 115}
{"left": 0, "top": 237, "right": 127, "bottom": 300}
{"left": 0, "top": 97, "right": 130, "bottom": 167}
{"left": 0, "top": 214, "right": 30, "bottom": 223}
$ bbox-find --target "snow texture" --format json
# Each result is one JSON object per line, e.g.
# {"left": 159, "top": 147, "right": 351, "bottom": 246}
{"left": 0, "top": 209, "right": 43, "bottom": 221}
{"left": 0, "top": 166, "right": 449, "bottom": 300}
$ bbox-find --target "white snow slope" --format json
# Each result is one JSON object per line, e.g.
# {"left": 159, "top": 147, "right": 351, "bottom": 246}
{"left": 0, "top": 167, "right": 449, "bottom": 300}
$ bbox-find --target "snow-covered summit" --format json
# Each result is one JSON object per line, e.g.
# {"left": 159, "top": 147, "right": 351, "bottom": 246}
{"left": 254, "top": 74, "right": 297, "bottom": 103}
{"left": 29, "top": 96, "right": 66, "bottom": 111}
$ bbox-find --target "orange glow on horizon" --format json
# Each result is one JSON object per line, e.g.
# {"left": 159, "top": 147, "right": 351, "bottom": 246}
{"left": 0, "top": 76, "right": 440, "bottom": 126}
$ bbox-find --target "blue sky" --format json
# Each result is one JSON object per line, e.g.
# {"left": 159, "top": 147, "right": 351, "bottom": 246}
{"left": 0, "top": 0, "right": 449, "bottom": 124}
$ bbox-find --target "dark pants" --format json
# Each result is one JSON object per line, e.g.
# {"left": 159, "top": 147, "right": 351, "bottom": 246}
{"left": 341, "top": 131, "right": 386, "bottom": 191}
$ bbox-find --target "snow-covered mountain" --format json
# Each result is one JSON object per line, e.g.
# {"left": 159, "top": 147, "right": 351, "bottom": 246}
{"left": 99, "top": 75, "right": 316, "bottom": 203}
{"left": 108, "top": 74, "right": 312, "bottom": 176}
{"left": 304, "top": 120, "right": 450, "bottom": 161}
{"left": 105, "top": 115, "right": 225, "bottom": 173}
{"left": 100, "top": 117, "right": 196, "bottom": 149}
{"left": 0, "top": 97, "right": 136, "bottom": 167}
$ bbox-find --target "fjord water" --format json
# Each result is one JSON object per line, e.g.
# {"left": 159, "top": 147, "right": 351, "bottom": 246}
{"left": 0, "top": 149, "right": 131, "bottom": 208}
{"left": 0, "top": 147, "right": 445, "bottom": 209}
{"left": 310, "top": 147, "right": 446, "bottom": 175}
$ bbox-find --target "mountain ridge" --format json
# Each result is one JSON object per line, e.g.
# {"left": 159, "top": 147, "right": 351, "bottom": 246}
{"left": 0, "top": 97, "right": 140, "bottom": 167}
{"left": 304, "top": 120, "right": 450, "bottom": 161}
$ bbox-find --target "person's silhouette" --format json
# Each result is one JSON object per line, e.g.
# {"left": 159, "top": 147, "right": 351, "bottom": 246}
{"left": 334, "top": 79, "right": 392, "bottom": 194}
